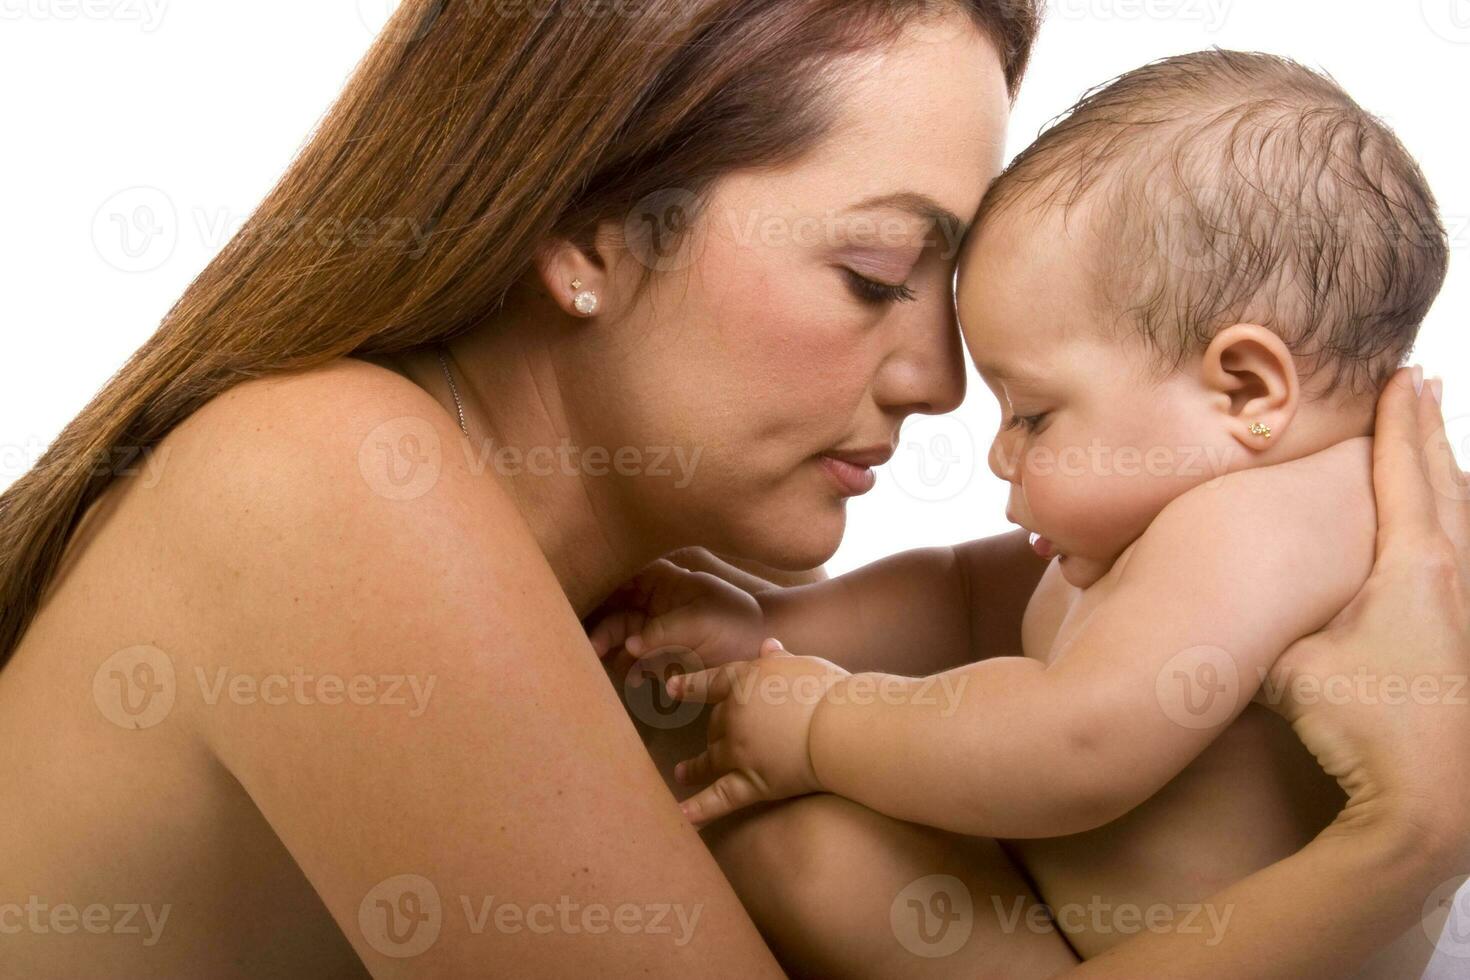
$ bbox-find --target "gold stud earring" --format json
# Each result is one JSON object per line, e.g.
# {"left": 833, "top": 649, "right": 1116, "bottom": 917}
{"left": 1249, "top": 422, "right": 1273, "bottom": 439}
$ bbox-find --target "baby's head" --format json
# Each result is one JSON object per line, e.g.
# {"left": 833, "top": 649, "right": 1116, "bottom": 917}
{"left": 957, "top": 49, "right": 1448, "bottom": 588}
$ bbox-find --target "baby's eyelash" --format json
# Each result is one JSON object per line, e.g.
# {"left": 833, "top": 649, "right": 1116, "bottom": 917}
{"left": 1005, "top": 413, "right": 1047, "bottom": 432}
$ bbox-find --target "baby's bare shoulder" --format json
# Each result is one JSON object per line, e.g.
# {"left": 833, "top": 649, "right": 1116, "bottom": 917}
{"left": 1137, "top": 436, "right": 1376, "bottom": 617}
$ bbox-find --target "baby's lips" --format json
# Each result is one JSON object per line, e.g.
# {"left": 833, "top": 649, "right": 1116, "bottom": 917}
{"left": 1028, "top": 532, "right": 1058, "bottom": 560}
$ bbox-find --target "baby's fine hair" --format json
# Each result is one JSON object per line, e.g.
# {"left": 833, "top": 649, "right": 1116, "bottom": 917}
{"left": 976, "top": 49, "right": 1448, "bottom": 395}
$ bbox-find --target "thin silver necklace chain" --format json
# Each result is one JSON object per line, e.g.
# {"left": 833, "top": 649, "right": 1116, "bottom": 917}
{"left": 435, "top": 345, "right": 470, "bottom": 438}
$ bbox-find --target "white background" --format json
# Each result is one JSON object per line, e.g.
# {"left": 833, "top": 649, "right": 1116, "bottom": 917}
{"left": 0, "top": 2, "right": 1466, "bottom": 974}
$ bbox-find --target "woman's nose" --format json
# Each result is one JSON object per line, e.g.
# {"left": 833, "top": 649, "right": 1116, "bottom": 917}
{"left": 872, "top": 304, "right": 968, "bottom": 418}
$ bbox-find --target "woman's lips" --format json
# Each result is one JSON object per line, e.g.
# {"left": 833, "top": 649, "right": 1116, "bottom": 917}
{"left": 819, "top": 455, "right": 878, "bottom": 496}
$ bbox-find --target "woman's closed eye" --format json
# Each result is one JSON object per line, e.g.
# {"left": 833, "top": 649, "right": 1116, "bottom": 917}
{"left": 842, "top": 267, "right": 917, "bottom": 306}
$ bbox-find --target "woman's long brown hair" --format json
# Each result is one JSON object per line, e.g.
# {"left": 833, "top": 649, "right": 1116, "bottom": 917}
{"left": 0, "top": 0, "right": 1040, "bottom": 665}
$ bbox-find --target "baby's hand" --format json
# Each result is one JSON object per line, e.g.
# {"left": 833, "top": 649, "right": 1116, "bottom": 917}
{"left": 667, "top": 638, "right": 850, "bottom": 826}
{"left": 586, "top": 559, "right": 768, "bottom": 675}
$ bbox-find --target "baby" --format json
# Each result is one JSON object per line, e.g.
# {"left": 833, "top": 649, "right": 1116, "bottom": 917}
{"left": 590, "top": 50, "right": 1448, "bottom": 974}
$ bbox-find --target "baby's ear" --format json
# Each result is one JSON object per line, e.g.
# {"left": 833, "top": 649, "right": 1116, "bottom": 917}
{"left": 1199, "top": 324, "right": 1300, "bottom": 450}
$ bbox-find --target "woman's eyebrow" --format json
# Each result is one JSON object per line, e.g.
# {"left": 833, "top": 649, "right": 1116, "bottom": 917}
{"left": 842, "top": 191, "right": 968, "bottom": 238}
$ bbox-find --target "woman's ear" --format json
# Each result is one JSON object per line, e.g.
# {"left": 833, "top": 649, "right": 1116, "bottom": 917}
{"left": 532, "top": 234, "right": 611, "bottom": 319}
{"left": 1199, "top": 324, "right": 1300, "bottom": 451}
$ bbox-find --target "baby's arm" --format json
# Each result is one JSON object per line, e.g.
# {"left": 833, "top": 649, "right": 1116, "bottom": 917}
{"left": 805, "top": 467, "right": 1375, "bottom": 838}
{"left": 591, "top": 530, "right": 1046, "bottom": 678}
{"left": 760, "top": 529, "right": 1046, "bottom": 675}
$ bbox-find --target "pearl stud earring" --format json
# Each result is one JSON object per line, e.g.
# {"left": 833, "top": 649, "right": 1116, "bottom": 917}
{"left": 570, "top": 279, "right": 599, "bottom": 316}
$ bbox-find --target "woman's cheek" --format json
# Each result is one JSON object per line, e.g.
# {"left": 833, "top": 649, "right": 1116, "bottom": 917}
{"left": 737, "top": 299, "right": 872, "bottom": 426}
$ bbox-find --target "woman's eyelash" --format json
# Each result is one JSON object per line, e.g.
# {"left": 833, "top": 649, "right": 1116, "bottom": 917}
{"left": 1005, "top": 413, "right": 1047, "bottom": 432}
{"left": 842, "top": 268, "right": 918, "bottom": 305}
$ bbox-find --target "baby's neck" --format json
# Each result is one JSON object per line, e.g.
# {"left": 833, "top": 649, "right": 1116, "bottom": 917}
{"left": 1237, "top": 390, "right": 1377, "bottom": 472}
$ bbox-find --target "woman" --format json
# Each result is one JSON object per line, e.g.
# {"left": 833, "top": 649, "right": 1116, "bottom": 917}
{"left": 0, "top": 1, "right": 1463, "bottom": 976}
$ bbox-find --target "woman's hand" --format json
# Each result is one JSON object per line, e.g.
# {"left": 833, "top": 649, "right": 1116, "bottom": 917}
{"left": 586, "top": 558, "right": 770, "bottom": 683}
{"left": 1263, "top": 367, "right": 1470, "bottom": 864}
{"left": 668, "top": 638, "right": 850, "bottom": 826}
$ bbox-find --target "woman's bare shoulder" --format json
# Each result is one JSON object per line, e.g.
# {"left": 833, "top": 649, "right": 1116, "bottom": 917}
{"left": 94, "top": 362, "right": 778, "bottom": 974}
{"left": 144, "top": 356, "right": 562, "bottom": 670}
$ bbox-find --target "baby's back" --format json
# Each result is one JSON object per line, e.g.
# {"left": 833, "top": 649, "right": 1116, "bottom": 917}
{"left": 1011, "top": 437, "right": 1438, "bottom": 976}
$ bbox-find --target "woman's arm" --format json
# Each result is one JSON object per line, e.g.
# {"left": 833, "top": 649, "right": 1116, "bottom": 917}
{"left": 1072, "top": 367, "right": 1470, "bottom": 977}
{"left": 179, "top": 384, "right": 783, "bottom": 978}
{"left": 1075, "top": 819, "right": 1449, "bottom": 978}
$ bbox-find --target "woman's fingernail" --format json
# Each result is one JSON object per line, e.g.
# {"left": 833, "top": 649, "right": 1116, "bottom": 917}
{"left": 767, "top": 637, "right": 784, "bottom": 650}
{"left": 666, "top": 675, "right": 682, "bottom": 697}
{"left": 674, "top": 762, "right": 686, "bottom": 782}
{"left": 1412, "top": 365, "right": 1425, "bottom": 395}
{"left": 1430, "top": 377, "right": 1444, "bottom": 405}
{"left": 625, "top": 635, "right": 643, "bottom": 655}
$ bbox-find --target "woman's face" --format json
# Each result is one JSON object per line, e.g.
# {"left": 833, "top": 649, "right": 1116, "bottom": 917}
{"left": 577, "top": 17, "right": 1011, "bottom": 569}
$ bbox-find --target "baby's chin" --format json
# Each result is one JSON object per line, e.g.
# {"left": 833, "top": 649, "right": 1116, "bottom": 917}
{"left": 1055, "top": 551, "right": 1119, "bottom": 590}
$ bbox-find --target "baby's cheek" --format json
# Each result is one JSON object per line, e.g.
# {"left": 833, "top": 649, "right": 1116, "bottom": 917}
{"left": 1032, "top": 464, "right": 1159, "bottom": 558}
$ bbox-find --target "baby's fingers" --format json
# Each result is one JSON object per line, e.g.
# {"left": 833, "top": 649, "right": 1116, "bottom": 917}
{"left": 667, "top": 663, "right": 744, "bottom": 704}
{"left": 678, "top": 771, "right": 764, "bottom": 827}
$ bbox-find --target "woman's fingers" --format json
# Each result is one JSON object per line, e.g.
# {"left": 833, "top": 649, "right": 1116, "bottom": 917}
{"left": 624, "top": 604, "right": 706, "bottom": 659}
{"left": 587, "top": 609, "right": 638, "bottom": 659}
{"left": 1371, "top": 367, "right": 1441, "bottom": 550}
{"left": 678, "top": 771, "right": 763, "bottom": 826}
{"left": 674, "top": 745, "right": 719, "bottom": 786}
{"left": 1418, "top": 377, "right": 1470, "bottom": 560}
